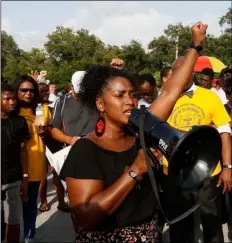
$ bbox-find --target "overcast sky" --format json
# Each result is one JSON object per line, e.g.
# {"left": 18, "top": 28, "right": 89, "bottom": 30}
{"left": 2, "top": 1, "right": 231, "bottom": 51}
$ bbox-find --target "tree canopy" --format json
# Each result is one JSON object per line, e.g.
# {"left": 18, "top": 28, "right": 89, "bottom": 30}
{"left": 1, "top": 8, "right": 231, "bottom": 89}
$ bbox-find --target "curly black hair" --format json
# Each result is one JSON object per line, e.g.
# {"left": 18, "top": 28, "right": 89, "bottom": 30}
{"left": 79, "top": 65, "right": 138, "bottom": 110}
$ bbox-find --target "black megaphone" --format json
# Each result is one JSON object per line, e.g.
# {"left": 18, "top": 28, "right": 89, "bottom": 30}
{"left": 128, "top": 108, "right": 222, "bottom": 190}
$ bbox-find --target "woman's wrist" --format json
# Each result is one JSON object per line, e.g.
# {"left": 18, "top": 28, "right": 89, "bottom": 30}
{"left": 129, "top": 163, "right": 144, "bottom": 176}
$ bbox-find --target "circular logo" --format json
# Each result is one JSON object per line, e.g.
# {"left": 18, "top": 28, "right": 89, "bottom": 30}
{"left": 169, "top": 104, "right": 205, "bottom": 131}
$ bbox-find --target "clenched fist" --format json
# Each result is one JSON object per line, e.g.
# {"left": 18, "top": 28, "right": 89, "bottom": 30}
{"left": 191, "top": 22, "right": 208, "bottom": 45}
{"left": 110, "top": 58, "right": 125, "bottom": 70}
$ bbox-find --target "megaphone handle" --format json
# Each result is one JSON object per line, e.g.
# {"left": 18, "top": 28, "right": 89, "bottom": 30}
{"left": 146, "top": 148, "right": 162, "bottom": 170}
{"left": 139, "top": 106, "right": 201, "bottom": 226}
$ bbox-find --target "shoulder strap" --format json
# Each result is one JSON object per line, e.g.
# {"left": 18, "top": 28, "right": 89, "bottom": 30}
{"left": 139, "top": 105, "right": 200, "bottom": 226}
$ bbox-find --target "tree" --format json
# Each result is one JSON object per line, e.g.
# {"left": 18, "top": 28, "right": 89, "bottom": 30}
{"left": 19, "top": 48, "right": 47, "bottom": 72}
{"left": 148, "top": 23, "right": 192, "bottom": 66}
{"left": 44, "top": 26, "right": 105, "bottom": 63}
{"left": 214, "top": 34, "right": 232, "bottom": 66}
{"left": 1, "top": 31, "right": 22, "bottom": 82}
{"left": 219, "top": 7, "right": 232, "bottom": 34}
{"left": 121, "top": 40, "right": 148, "bottom": 73}
{"left": 43, "top": 26, "right": 108, "bottom": 88}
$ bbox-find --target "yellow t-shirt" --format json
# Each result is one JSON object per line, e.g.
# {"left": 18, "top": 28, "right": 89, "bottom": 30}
{"left": 19, "top": 104, "right": 51, "bottom": 181}
{"left": 163, "top": 86, "right": 231, "bottom": 176}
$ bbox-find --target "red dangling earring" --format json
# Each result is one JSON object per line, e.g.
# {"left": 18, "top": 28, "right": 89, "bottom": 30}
{"left": 95, "top": 115, "right": 105, "bottom": 136}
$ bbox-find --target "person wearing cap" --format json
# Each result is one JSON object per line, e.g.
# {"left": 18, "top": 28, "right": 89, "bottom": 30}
{"left": 50, "top": 71, "right": 99, "bottom": 146}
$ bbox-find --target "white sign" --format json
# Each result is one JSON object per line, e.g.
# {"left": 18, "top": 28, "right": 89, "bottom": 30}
{"left": 45, "top": 146, "right": 71, "bottom": 190}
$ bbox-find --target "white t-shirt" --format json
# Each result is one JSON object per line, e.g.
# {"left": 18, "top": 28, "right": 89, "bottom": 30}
{"left": 138, "top": 99, "right": 150, "bottom": 108}
{"left": 211, "top": 87, "right": 228, "bottom": 105}
{"left": 48, "top": 93, "right": 58, "bottom": 108}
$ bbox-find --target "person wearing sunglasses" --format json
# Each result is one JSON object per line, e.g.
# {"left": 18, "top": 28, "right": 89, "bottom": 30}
{"left": 13, "top": 75, "right": 51, "bottom": 243}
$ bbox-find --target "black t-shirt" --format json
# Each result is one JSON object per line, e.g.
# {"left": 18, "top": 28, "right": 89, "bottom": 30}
{"left": 60, "top": 138, "right": 157, "bottom": 229}
{"left": 1, "top": 115, "right": 30, "bottom": 184}
{"left": 51, "top": 94, "right": 98, "bottom": 137}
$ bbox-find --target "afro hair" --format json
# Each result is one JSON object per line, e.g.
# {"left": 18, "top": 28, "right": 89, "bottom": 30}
{"left": 79, "top": 65, "right": 138, "bottom": 110}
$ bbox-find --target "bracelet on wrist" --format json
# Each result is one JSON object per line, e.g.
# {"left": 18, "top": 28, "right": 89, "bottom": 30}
{"left": 223, "top": 165, "right": 232, "bottom": 169}
{"left": 128, "top": 168, "right": 143, "bottom": 181}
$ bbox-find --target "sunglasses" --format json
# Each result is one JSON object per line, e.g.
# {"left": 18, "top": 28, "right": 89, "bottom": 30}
{"left": 19, "top": 88, "right": 35, "bottom": 93}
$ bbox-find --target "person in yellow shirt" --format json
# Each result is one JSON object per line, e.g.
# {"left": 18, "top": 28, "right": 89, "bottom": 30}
{"left": 161, "top": 57, "right": 232, "bottom": 243}
{"left": 13, "top": 75, "right": 51, "bottom": 243}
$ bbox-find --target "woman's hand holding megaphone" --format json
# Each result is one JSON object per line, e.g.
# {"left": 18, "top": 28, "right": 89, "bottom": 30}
{"left": 130, "top": 148, "right": 160, "bottom": 176}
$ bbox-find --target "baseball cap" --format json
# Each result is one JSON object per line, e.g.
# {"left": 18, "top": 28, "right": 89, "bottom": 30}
{"left": 37, "top": 75, "right": 50, "bottom": 85}
{"left": 71, "top": 71, "right": 86, "bottom": 93}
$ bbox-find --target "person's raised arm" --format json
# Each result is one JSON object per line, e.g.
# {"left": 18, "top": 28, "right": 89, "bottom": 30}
{"left": 149, "top": 22, "right": 207, "bottom": 121}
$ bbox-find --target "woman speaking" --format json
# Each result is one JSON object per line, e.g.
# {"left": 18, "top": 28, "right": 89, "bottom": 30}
{"left": 60, "top": 22, "right": 207, "bottom": 243}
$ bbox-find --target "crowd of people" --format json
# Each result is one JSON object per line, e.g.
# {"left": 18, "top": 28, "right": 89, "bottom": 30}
{"left": 1, "top": 22, "right": 232, "bottom": 243}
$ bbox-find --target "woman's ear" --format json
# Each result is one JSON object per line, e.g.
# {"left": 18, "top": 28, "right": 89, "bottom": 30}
{"left": 96, "top": 96, "right": 105, "bottom": 113}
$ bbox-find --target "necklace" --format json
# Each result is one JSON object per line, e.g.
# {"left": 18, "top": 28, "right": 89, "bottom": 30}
{"left": 104, "top": 132, "right": 125, "bottom": 141}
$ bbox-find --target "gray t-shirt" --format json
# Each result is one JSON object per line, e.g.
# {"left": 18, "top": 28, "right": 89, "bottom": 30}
{"left": 51, "top": 94, "right": 98, "bottom": 137}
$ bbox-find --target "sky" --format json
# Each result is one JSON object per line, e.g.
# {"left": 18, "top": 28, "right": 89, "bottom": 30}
{"left": 2, "top": 1, "right": 231, "bottom": 51}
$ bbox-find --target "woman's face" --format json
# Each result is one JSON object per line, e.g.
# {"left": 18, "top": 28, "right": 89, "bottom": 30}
{"left": 39, "top": 84, "right": 49, "bottom": 103}
{"left": 98, "top": 77, "right": 138, "bottom": 126}
{"left": 17, "top": 81, "right": 35, "bottom": 104}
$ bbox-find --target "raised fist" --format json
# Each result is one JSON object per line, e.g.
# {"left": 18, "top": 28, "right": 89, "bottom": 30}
{"left": 191, "top": 22, "right": 208, "bottom": 45}
{"left": 110, "top": 58, "right": 125, "bottom": 69}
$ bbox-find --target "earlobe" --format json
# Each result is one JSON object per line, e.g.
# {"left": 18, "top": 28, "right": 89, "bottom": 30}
{"left": 96, "top": 97, "right": 105, "bottom": 113}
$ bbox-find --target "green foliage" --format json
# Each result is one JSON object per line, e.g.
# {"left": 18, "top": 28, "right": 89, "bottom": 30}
{"left": 1, "top": 8, "right": 231, "bottom": 87}
{"left": 219, "top": 7, "right": 232, "bottom": 34}
{"left": 1, "top": 31, "right": 21, "bottom": 82}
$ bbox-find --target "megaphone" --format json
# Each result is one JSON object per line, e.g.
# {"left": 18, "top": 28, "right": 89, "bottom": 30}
{"left": 128, "top": 108, "right": 222, "bottom": 190}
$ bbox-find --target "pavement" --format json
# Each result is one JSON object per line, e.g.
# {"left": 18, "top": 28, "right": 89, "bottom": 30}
{"left": 20, "top": 174, "right": 229, "bottom": 242}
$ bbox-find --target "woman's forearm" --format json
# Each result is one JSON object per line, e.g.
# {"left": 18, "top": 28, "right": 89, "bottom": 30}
{"left": 149, "top": 48, "right": 199, "bottom": 121}
{"left": 68, "top": 164, "right": 141, "bottom": 228}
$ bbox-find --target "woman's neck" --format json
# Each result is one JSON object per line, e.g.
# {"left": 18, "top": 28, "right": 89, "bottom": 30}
{"left": 103, "top": 123, "right": 126, "bottom": 140}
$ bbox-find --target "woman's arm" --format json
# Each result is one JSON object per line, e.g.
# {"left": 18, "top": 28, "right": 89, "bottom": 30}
{"left": 66, "top": 149, "right": 153, "bottom": 228}
{"left": 149, "top": 22, "right": 207, "bottom": 121}
{"left": 66, "top": 170, "right": 136, "bottom": 228}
